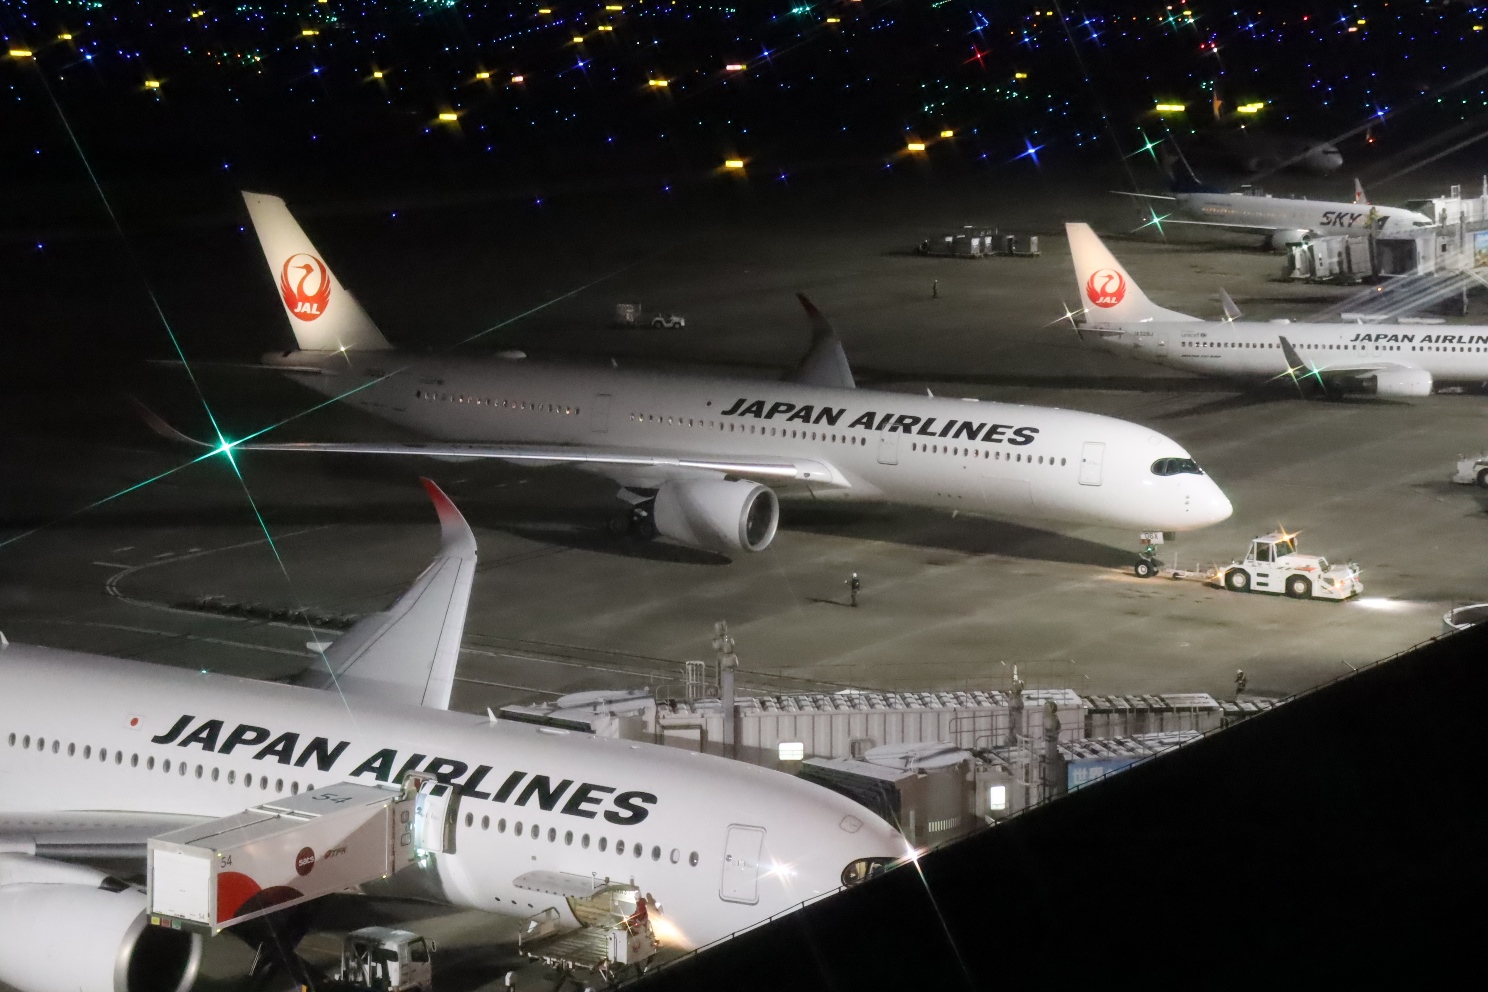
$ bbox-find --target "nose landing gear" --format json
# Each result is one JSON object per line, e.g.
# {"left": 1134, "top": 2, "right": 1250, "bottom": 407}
{"left": 1132, "top": 531, "right": 1171, "bottom": 578}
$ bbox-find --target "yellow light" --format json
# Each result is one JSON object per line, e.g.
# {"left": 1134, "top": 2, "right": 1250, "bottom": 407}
{"left": 476, "top": 71, "right": 490, "bottom": 79}
{"left": 1347, "top": 26, "right": 1357, "bottom": 32}
{"left": 572, "top": 34, "right": 584, "bottom": 42}
{"left": 302, "top": 29, "right": 319, "bottom": 37}
{"left": 907, "top": 142, "right": 926, "bottom": 152}
{"left": 144, "top": 79, "right": 160, "bottom": 89}
{"left": 1154, "top": 103, "right": 1186, "bottom": 112}
{"left": 1357, "top": 19, "right": 1366, "bottom": 25}
{"left": 726, "top": 63, "right": 746, "bottom": 71}
{"left": 1013, "top": 71, "right": 1028, "bottom": 79}
{"left": 606, "top": 3, "right": 623, "bottom": 9}
{"left": 1237, "top": 102, "right": 1265, "bottom": 114}
{"left": 724, "top": 159, "right": 745, "bottom": 169}
{"left": 438, "top": 112, "right": 459, "bottom": 121}
{"left": 190, "top": 10, "right": 204, "bottom": 17}
{"left": 940, "top": 129, "right": 955, "bottom": 138}
{"left": 648, "top": 78, "right": 668, "bottom": 87}
{"left": 598, "top": 24, "right": 613, "bottom": 31}
{"left": 58, "top": 33, "right": 73, "bottom": 41}
{"left": 826, "top": 16, "right": 840, "bottom": 23}
{"left": 511, "top": 74, "right": 525, "bottom": 83}
{"left": 372, "top": 69, "right": 384, "bottom": 78}
{"left": 538, "top": 7, "right": 552, "bottom": 13}
{"left": 1476, "top": 25, "right": 1484, "bottom": 32}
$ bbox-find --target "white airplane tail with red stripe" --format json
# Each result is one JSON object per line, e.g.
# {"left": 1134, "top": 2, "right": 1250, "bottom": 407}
{"left": 242, "top": 191, "right": 393, "bottom": 352}
{"left": 1065, "top": 223, "right": 1198, "bottom": 325}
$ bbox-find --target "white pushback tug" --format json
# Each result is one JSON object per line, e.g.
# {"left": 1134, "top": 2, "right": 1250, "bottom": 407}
{"left": 1213, "top": 532, "right": 1362, "bottom": 601}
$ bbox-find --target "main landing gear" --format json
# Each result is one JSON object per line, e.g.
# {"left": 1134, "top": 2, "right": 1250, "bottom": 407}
{"left": 609, "top": 490, "right": 657, "bottom": 540}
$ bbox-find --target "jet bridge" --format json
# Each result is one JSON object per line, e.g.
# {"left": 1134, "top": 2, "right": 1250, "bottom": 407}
{"left": 146, "top": 776, "right": 454, "bottom": 933}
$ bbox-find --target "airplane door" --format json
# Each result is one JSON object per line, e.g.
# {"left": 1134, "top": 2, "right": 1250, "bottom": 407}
{"left": 877, "top": 435, "right": 899, "bottom": 466}
{"left": 590, "top": 393, "right": 611, "bottom": 433}
{"left": 413, "top": 779, "right": 461, "bottom": 855}
{"left": 1078, "top": 442, "right": 1105, "bottom": 486}
{"left": 719, "top": 825, "right": 766, "bottom": 905}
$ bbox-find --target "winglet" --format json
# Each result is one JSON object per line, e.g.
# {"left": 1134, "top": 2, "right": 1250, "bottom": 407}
{"left": 1278, "top": 335, "right": 1323, "bottom": 399}
{"left": 788, "top": 294, "right": 856, "bottom": 389}
{"left": 1219, "top": 288, "right": 1242, "bottom": 322}
{"left": 420, "top": 478, "right": 477, "bottom": 559}
{"left": 127, "top": 397, "right": 212, "bottom": 448}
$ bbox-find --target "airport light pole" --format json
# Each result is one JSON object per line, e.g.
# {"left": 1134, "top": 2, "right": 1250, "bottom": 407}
{"left": 712, "top": 621, "right": 739, "bottom": 757}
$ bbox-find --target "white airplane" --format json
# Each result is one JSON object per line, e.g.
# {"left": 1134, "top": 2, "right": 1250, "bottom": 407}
{"left": 1066, "top": 222, "right": 1488, "bottom": 398}
{"left": 1119, "top": 176, "right": 1434, "bottom": 250}
{"left": 149, "top": 192, "right": 1232, "bottom": 568}
{"left": 0, "top": 481, "right": 907, "bottom": 992}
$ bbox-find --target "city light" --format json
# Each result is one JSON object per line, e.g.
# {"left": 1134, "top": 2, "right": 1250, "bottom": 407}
{"left": 940, "top": 129, "right": 955, "bottom": 138}
{"left": 144, "top": 79, "right": 161, "bottom": 88}
{"left": 302, "top": 29, "right": 318, "bottom": 37}
{"left": 372, "top": 69, "right": 384, "bottom": 78}
{"left": 1155, "top": 103, "right": 1186, "bottom": 113}
{"left": 1014, "top": 71, "right": 1028, "bottom": 79}
{"left": 438, "top": 112, "right": 459, "bottom": 121}
{"left": 724, "top": 159, "right": 745, "bottom": 169}
{"left": 8, "top": 49, "right": 33, "bottom": 58}
{"left": 598, "top": 25, "right": 613, "bottom": 32}
{"left": 476, "top": 71, "right": 490, "bottom": 79}
{"left": 1236, "top": 102, "right": 1265, "bottom": 114}
{"left": 648, "top": 78, "right": 668, "bottom": 87}
{"left": 726, "top": 63, "right": 746, "bottom": 71}
{"left": 906, "top": 142, "right": 926, "bottom": 152}
{"left": 58, "top": 33, "right": 73, "bottom": 41}
{"left": 511, "top": 74, "right": 525, "bottom": 83}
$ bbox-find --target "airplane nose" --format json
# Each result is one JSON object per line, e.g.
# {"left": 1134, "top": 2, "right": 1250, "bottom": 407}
{"left": 1200, "top": 481, "right": 1234, "bottom": 526}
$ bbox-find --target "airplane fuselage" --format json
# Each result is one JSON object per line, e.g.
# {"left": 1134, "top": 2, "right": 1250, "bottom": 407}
{"left": 265, "top": 350, "right": 1232, "bottom": 533}
{"left": 1082, "top": 320, "right": 1488, "bottom": 383}
{"left": 0, "top": 645, "right": 903, "bottom": 948}
{"left": 1176, "top": 192, "right": 1433, "bottom": 236}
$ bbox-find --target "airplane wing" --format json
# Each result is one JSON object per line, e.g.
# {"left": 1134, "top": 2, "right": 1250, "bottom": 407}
{"left": 294, "top": 478, "right": 475, "bottom": 710}
{"left": 1278, "top": 336, "right": 1420, "bottom": 397}
{"left": 0, "top": 811, "right": 208, "bottom": 858}
{"left": 134, "top": 402, "right": 851, "bottom": 489}
{"left": 1159, "top": 218, "right": 1310, "bottom": 235}
{"left": 1111, "top": 191, "right": 1179, "bottom": 201}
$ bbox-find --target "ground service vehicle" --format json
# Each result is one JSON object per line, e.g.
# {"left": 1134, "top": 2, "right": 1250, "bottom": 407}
{"left": 325, "top": 927, "right": 434, "bottom": 992}
{"left": 1451, "top": 453, "right": 1488, "bottom": 487}
{"left": 1214, "top": 532, "right": 1362, "bottom": 600}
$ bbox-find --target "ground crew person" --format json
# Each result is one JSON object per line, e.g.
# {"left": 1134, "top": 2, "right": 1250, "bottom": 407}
{"left": 847, "top": 572, "right": 860, "bottom": 607}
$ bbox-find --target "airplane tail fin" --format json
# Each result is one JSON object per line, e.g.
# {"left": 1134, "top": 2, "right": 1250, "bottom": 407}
{"left": 1353, "top": 178, "right": 1368, "bottom": 204}
{"left": 241, "top": 191, "right": 394, "bottom": 352}
{"left": 1218, "top": 287, "right": 1242, "bottom": 322}
{"left": 1064, "top": 223, "right": 1198, "bottom": 324}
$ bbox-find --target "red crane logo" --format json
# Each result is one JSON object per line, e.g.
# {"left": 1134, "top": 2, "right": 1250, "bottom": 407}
{"left": 279, "top": 254, "right": 331, "bottom": 321}
{"left": 1085, "top": 268, "right": 1126, "bottom": 308}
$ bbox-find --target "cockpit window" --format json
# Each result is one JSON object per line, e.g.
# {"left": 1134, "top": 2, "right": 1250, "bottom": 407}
{"left": 1150, "top": 457, "right": 1205, "bottom": 477}
{"left": 841, "top": 857, "right": 896, "bottom": 887}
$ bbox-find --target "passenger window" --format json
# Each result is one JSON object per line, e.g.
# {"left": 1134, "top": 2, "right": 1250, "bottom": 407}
{"left": 689, "top": 851, "right": 699, "bottom": 867}
{"left": 163, "top": 759, "right": 171, "bottom": 773}
{"left": 634, "top": 843, "right": 643, "bottom": 858}
{"left": 194, "top": 764, "right": 202, "bottom": 778}
{"left": 582, "top": 834, "right": 591, "bottom": 849}
{"left": 498, "top": 819, "right": 507, "bottom": 833}
{"left": 228, "top": 770, "right": 235, "bottom": 784}
{"left": 465, "top": 812, "right": 474, "bottom": 828}
{"left": 482, "top": 816, "right": 490, "bottom": 830}
{"left": 180, "top": 763, "right": 187, "bottom": 776}
{"left": 652, "top": 846, "right": 661, "bottom": 861}
{"left": 83, "top": 745, "right": 91, "bottom": 759}
{"left": 565, "top": 831, "right": 573, "bottom": 845}
{"left": 617, "top": 840, "right": 626, "bottom": 855}
{"left": 548, "top": 828, "right": 556, "bottom": 842}
{"left": 531, "top": 824, "right": 539, "bottom": 839}
{"left": 515, "top": 821, "right": 523, "bottom": 835}
{"left": 6, "top": 734, "right": 13, "bottom": 747}
{"left": 67, "top": 743, "right": 75, "bottom": 757}
{"left": 212, "top": 768, "right": 219, "bottom": 782}
{"left": 670, "top": 849, "right": 680, "bottom": 864}
{"left": 598, "top": 837, "right": 607, "bottom": 852}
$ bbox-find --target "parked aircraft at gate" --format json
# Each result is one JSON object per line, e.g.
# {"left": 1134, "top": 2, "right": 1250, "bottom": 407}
{"left": 0, "top": 482, "right": 905, "bottom": 992}
{"left": 1067, "top": 223, "right": 1488, "bottom": 397}
{"left": 1118, "top": 176, "right": 1433, "bottom": 250}
{"left": 167, "top": 193, "right": 1232, "bottom": 562}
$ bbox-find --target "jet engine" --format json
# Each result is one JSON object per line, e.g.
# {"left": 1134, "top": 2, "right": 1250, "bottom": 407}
{"left": 652, "top": 478, "right": 779, "bottom": 554}
{"left": 1265, "top": 229, "right": 1310, "bottom": 251}
{"left": 0, "top": 867, "right": 200, "bottom": 992}
{"left": 1354, "top": 366, "right": 1434, "bottom": 398}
